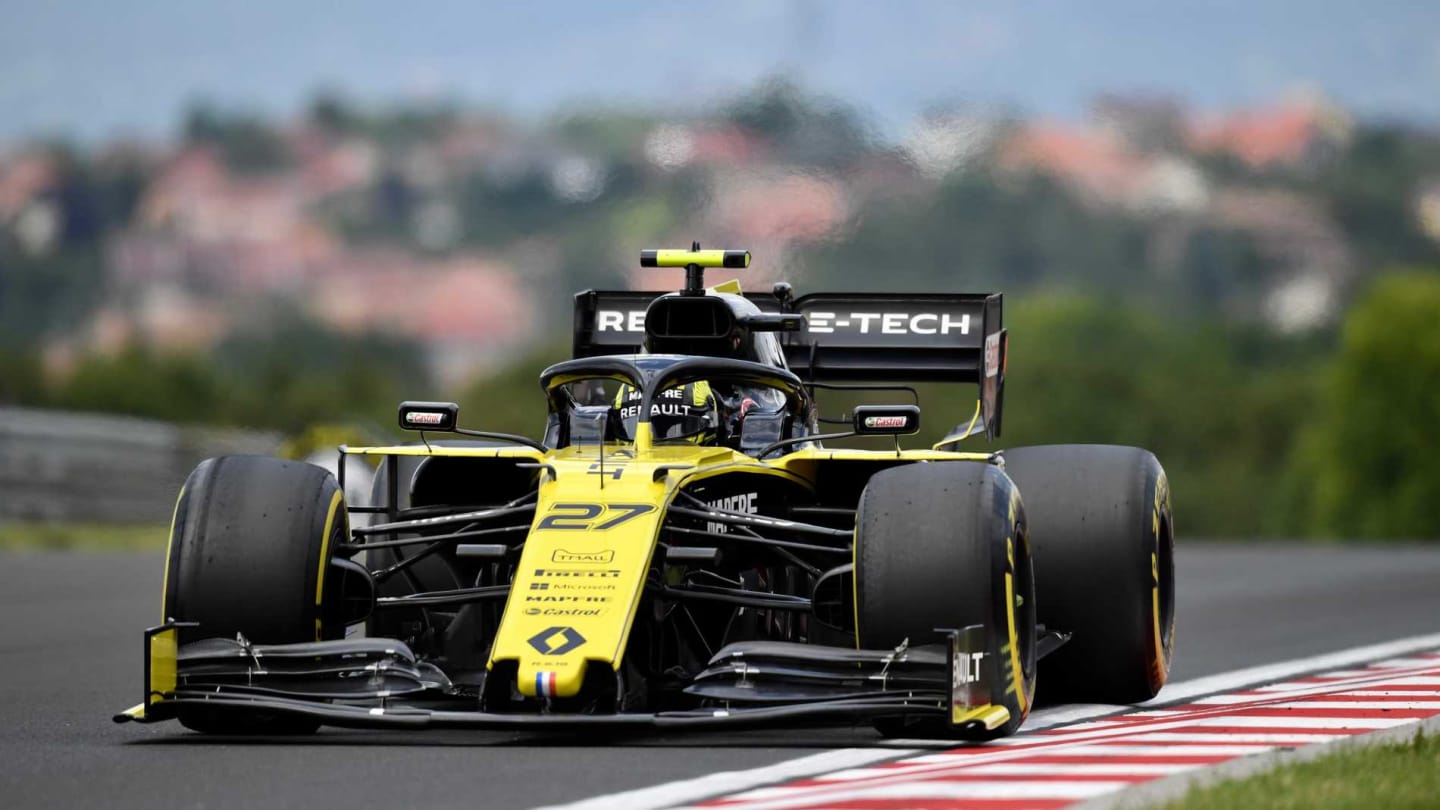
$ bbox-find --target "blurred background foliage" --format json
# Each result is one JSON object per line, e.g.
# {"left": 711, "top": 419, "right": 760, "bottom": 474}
{"left": 1298, "top": 273, "right": 1440, "bottom": 538}
{"left": 2, "top": 80, "right": 1438, "bottom": 538}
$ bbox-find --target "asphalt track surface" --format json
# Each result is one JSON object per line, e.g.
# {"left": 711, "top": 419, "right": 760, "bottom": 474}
{"left": 4, "top": 542, "right": 1440, "bottom": 809}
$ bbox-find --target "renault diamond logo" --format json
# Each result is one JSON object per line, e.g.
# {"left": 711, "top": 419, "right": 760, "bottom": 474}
{"left": 526, "top": 626, "right": 586, "bottom": 656}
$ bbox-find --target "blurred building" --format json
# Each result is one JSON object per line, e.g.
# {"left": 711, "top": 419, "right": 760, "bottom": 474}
{"left": 94, "top": 137, "right": 534, "bottom": 386}
{"left": 1000, "top": 122, "right": 1209, "bottom": 214}
{"left": 0, "top": 150, "right": 60, "bottom": 256}
{"left": 1188, "top": 95, "right": 1353, "bottom": 169}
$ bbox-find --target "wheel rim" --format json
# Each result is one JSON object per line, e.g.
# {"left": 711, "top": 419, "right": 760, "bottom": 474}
{"left": 1156, "top": 514, "right": 1176, "bottom": 663}
{"left": 1016, "top": 528, "right": 1037, "bottom": 683}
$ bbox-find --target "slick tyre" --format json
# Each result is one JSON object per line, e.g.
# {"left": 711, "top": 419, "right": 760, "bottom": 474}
{"left": 855, "top": 462, "right": 1036, "bottom": 740}
{"left": 1002, "top": 445, "right": 1175, "bottom": 704}
{"left": 163, "top": 455, "right": 349, "bottom": 734}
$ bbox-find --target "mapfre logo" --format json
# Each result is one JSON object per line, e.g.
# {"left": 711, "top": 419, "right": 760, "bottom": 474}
{"left": 551, "top": 549, "right": 615, "bottom": 564}
{"left": 805, "top": 311, "right": 970, "bottom": 335}
{"left": 705, "top": 492, "right": 757, "bottom": 535}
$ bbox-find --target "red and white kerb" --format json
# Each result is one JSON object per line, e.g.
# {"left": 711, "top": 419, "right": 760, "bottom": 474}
{"left": 692, "top": 650, "right": 1440, "bottom": 810}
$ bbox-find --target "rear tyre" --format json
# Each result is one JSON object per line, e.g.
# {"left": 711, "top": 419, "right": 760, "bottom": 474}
{"left": 163, "top": 455, "right": 349, "bottom": 734}
{"left": 1002, "top": 444, "right": 1175, "bottom": 704}
{"left": 855, "top": 462, "right": 1036, "bottom": 740}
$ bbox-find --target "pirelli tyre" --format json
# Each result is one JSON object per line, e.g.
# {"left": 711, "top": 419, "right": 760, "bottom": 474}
{"left": 163, "top": 455, "right": 348, "bottom": 734}
{"left": 855, "top": 461, "right": 1037, "bottom": 740}
{"left": 1002, "top": 444, "right": 1175, "bottom": 704}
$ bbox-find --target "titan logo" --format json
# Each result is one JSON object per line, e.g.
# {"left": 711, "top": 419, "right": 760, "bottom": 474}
{"left": 526, "top": 626, "right": 587, "bottom": 656}
{"left": 551, "top": 549, "right": 615, "bottom": 564}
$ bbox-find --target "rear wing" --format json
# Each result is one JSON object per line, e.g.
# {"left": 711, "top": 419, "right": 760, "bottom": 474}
{"left": 573, "top": 290, "right": 1007, "bottom": 438}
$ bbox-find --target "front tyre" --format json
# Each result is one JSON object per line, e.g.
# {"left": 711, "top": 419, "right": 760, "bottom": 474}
{"left": 855, "top": 462, "right": 1036, "bottom": 740}
{"left": 163, "top": 455, "right": 349, "bottom": 733}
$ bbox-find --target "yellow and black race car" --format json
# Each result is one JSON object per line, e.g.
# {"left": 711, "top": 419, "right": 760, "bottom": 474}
{"left": 115, "top": 246, "right": 1176, "bottom": 740}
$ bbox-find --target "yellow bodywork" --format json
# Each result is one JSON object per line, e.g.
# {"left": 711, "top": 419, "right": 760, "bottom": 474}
{"left": 952, "top": 703, "right": 1010, "bottom": 730}
{"left": 493, "top": 442, "right": 735, "bottom": 698}
{"left": 343, "top": 437, "right": 996, "bottom": 701}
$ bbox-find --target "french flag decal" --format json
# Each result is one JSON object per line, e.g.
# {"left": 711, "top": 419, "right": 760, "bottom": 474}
{"left": 535, "top": 671, "right": 558, "bottom": 698}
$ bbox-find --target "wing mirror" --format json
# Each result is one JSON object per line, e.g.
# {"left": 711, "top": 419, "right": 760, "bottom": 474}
{"left": 398, "top": 401, "right": 459, "bottom": 432}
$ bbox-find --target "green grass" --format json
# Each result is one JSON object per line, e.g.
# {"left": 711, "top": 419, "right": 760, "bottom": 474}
{"left": 0, "top": 522, "right": 169, "bottom": 551}
{"left": 1159, "top": 730, "right": 1440, "bottom": 810}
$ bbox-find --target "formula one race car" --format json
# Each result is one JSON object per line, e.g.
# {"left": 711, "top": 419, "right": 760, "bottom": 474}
{"left": 116, "top": 247, "right": 1176, "bottom": 740}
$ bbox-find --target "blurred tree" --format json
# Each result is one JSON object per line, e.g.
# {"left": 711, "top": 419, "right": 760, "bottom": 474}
{"left": 0, "top": 146, "right": 147, "bottom": 350}
{"left": 896, "top": 294, "right": 1315, "bottom": 536}
{"left": 723, "top": 77, "right": 871, "bottom": 167}
{"left": 0, "top": 247, "right": 106, "bottom": 347}
{"left": 802, "top": 172, "right": 1152, "bottom": 295}
{"left": 54, "top": 344, "right": 222, "bottom": 422}
{"left": 1177, "top": 227, "right": 1270, "bottom": 312}
{"left": 49, "top": 150, "right": 103, "bottom": 244}
{"left": 1316, "top": 128, "right": 1440, "bottom": 272}
{"left": 367, "top": 101, "right": 460, "bottom": 148}
{"left": 552, "top": 110, "right": 656, "bottom": 160}
{"left": 183, "top": 103, "right": 291, "bottom": 173}
{"left": 308, "top": 90, "right": 362, "bottom": 134}
{"left": 458, "top": 169, "right": 563, "bottom": 243}
{"left": 44, "top": 311, "right": 431, "bottom": 436}
{"left": 211, "top": 311, "right": 431, "bottom": 434}
{"left": 1301, "top": 271, "right": 1440, "bottom": 537}
{"left": 455, "top": 342, "right": 567, "bottom": 439}
{"left": 0, "top": 347, "right": 45, "bottom": 405}
{"left": 92, "top": 154, "right": 149, "bottom": 227}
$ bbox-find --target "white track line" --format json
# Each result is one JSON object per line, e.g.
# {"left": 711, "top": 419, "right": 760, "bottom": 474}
{"left": 531, "top": 749, "right": 918, "bottom": 810}
{"left": 532, "top": 631, "right": 1440, "bottom": 810}
{"left": 1338, "top": 690, "right": 1440, "bottom": 697}
{"left": 730, "top": 780, "right": 1127, "bottom": 804}
{"left": 1264, "top": 700, "right": 1440, "bottom": 709}
{"left": 1117, "top": 732, "right": 1344, "bottom": 744}
{"left": 961, "top": 762, "right": 1198, "bottom": 776}
{"left": 1041, "top": 744, "right": 1274, "bottom": 756}
{"left": 1186, "top": 715, "right": 1411, "bottom": 729}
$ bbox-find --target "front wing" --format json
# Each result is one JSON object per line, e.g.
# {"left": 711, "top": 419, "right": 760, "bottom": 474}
{"left": 115, "top": 623, "right": 1032, "bottom": 735}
